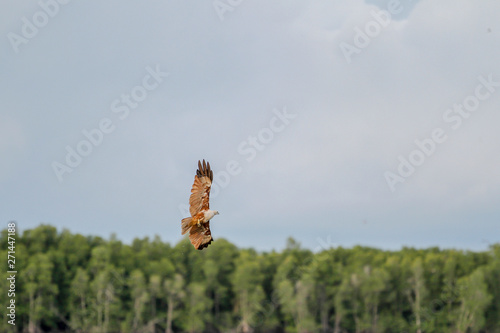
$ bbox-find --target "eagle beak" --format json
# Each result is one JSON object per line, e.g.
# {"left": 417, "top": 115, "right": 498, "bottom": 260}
{"left": 216, "top": 211, "right": 220, "bottom": 215}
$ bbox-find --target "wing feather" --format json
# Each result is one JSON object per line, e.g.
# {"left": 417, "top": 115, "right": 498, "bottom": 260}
{"left": 189, "top": 159, "right": 213, "bottom": 217}
{"left": 189, "top": 222, "right": 213, "bottom": 250}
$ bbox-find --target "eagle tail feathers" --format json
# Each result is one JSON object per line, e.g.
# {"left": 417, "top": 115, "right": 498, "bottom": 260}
{"left": 181, "top": 217, "right": 192, "bottom": 235}
{"left": 189, "top": 223, "right": 213, "bottom": 250}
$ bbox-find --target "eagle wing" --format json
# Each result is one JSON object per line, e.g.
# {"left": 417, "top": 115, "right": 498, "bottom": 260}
{"left": 188, "top": 160, "right": 213, "bottom": 217}
{"left": 189, "top": 222, "right": 213, "bottom": 250}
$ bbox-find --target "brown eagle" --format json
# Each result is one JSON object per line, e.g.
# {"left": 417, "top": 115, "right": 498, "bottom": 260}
{"left": 181, "top": 160, "right": 219, "bottom": 250}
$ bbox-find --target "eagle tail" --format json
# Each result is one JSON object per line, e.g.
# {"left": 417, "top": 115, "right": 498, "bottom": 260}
{"left": 189, "top": 222, "right": 213, "bottom": 250}
{"left": 181, "top": 217, "right": 192, "bottom": 235}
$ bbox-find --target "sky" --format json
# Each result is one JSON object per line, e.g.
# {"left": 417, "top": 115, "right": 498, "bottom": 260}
{"left": 1, "top": 0, "right": 499, "bottom": 252}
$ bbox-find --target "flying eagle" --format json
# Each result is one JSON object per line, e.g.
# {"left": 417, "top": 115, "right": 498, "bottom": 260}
{"left": 181, "top": 160, "right": 219, "bottom": 250}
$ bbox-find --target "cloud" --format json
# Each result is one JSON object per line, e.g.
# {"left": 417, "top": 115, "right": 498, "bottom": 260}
{"left": 0, "top": 0, "right": 499, "bottom": 250}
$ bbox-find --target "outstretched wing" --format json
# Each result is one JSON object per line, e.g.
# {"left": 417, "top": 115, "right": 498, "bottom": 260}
{"left": 188, "top": 160, "right": 213, "bottom": 217}
{"left": 189, "top": 222, "right": 213, "bottom": 250}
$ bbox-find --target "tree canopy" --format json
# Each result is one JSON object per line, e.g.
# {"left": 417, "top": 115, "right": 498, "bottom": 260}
{"left": 1, "top": 224, "right": 499, "bottom": 333}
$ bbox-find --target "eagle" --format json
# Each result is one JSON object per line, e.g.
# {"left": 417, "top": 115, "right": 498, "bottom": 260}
{"left": 181, "top": 160, "right": 219, "bottom": 250}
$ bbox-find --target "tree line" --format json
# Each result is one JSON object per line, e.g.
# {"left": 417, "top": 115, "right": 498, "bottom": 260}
{"left": 0, "top": 224, "right": 499, "bottom": 333}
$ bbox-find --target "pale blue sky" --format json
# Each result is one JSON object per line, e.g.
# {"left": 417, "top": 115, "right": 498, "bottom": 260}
{"left": 1, "top": 0, "right": 499, "bottom": 251}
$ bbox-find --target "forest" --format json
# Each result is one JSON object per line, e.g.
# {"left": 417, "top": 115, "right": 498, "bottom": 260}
{"left": 1, "top": 224, "right": 499, "bottom": 333}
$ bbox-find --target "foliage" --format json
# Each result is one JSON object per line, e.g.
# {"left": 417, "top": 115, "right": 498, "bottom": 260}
{"left": 1, "top": 224, "right": 499, "bottom": 332}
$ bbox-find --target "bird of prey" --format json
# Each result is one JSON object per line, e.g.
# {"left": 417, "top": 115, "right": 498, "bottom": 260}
{"left": 181, "top": 160, "right": 219, "bottom": 250}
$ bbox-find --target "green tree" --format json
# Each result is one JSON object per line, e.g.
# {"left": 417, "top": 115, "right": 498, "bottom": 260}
{"left": 295, "top": 274, "right": 317, "bottom": 333}
{"left": 87, "top": 244, "right": 124, "bottom": 333}
{"left": 90, "top": 269, "right": 115, "bottom": 333}
{"left": 4, "top": 225, "right": 500, "bottom": 333}
{"left": 381, "top": 254, "right": 410, "bottom": 332}
{"left": 359, "top": 266, "right": 389, "bottom": 332}
{"left": 203, "top": 239, "right": 239, "bottom": 329}
{"left": 336, "top": 264, "right": 388, "bottom": 333}
{"left": 275, "top": 256, "right": 316, "bottom": 333}
{"left": 69, "top": 268, "right": 91, "bottom": 332}
{"left": 406, "top": 257, "right": 427, "bottom": 333}
{"left": 338, "top": 271, "right": 363, "bottom": 333}
{"left": 454, "top": 268, "right": 492, "bottom": 333}
{"left": 22, "top": 224, "right": 59, "bottom": 255}
{"left": 22, "top": 253, "right": 59, "bottom": 333}
{"left": 232, "top": 250, "right": 266, "bottom": 333}
{"left": 182, "top": 282, "right": 212, "bottom": 333}
{"left": 128, "top": 269, "right": 149, "bottom": 332}
{"left": 484, "top": 244, "right": 500, "bottom": 331}
{"left": 308, "top": 250, "right": 343, "bottom": 333}
{"left": 148, "top": 274, "right": 162, "bottom": 330}
{"left": 333, "top": 284, "right": 348, "bottom": 333}
{"left": 164, "top": 273, "right": 186, "bottom": 333}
